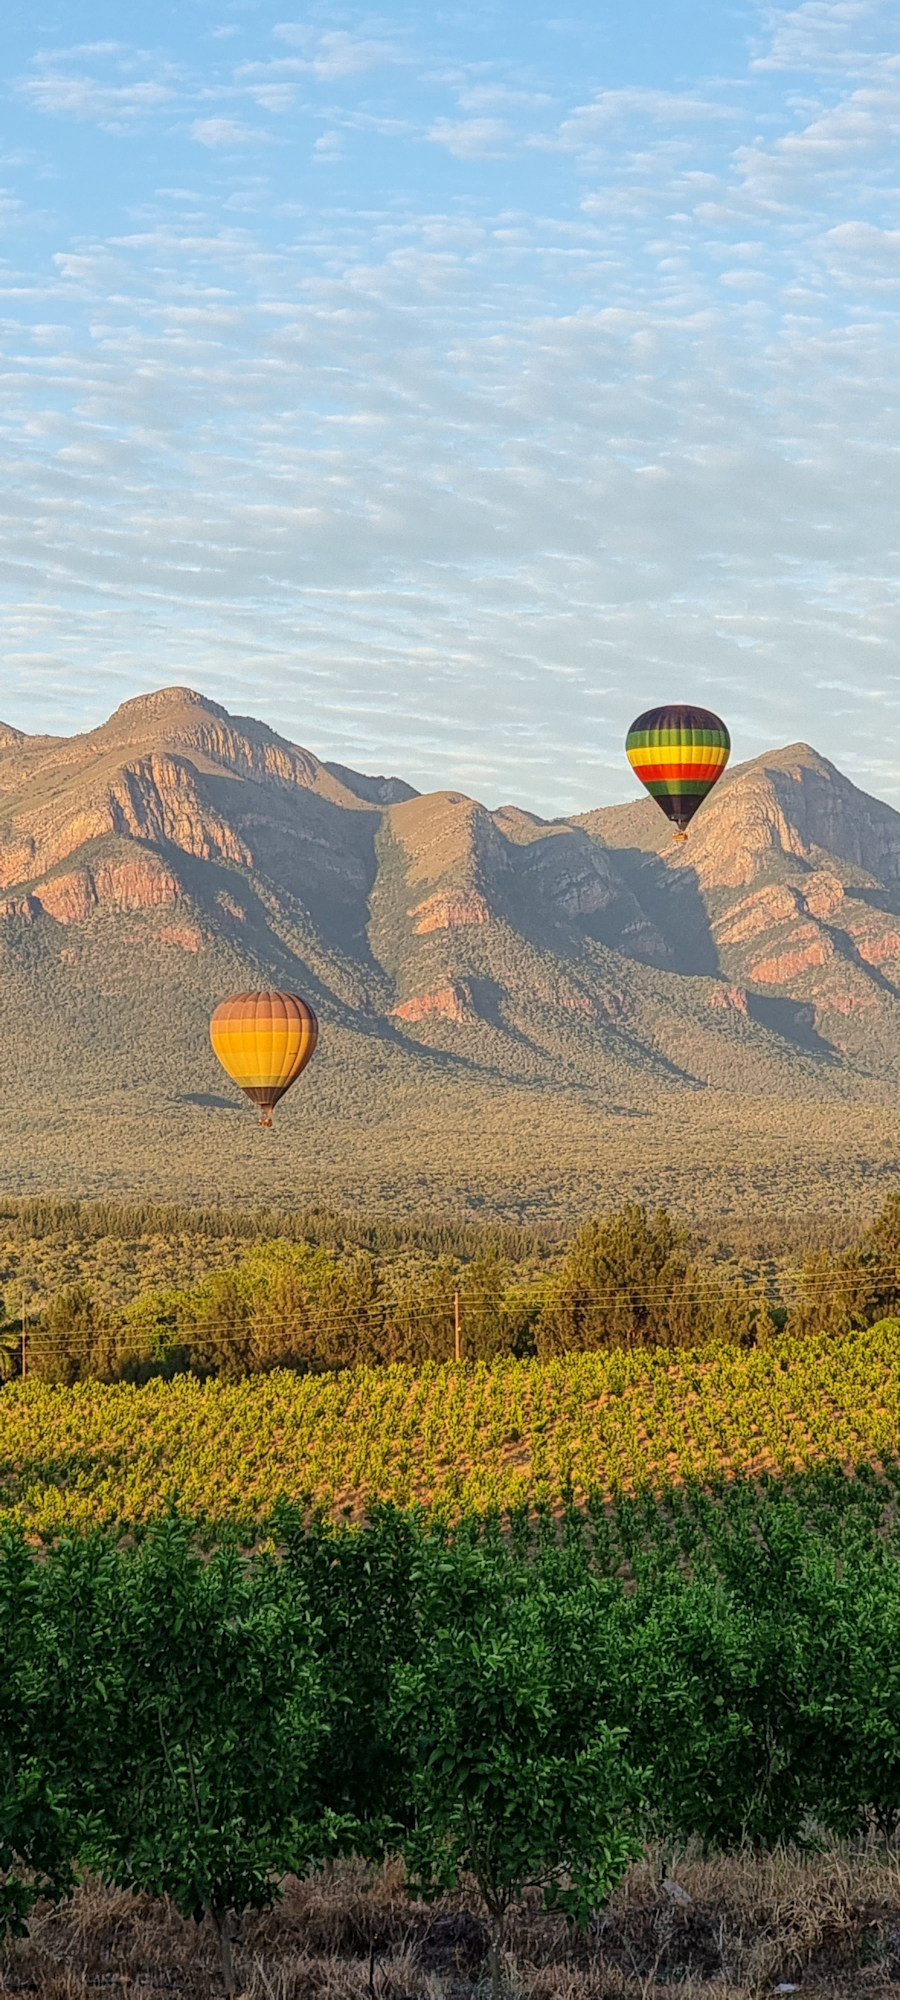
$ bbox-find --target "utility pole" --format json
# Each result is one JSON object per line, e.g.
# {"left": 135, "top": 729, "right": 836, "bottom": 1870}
{"left": 20, "top": 1263, "right": 27, "bottom": 1381}
{"left": 454, "top": 1290, "right": 461, "bottom": 1364}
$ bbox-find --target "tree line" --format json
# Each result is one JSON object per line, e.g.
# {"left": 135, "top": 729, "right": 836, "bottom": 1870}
{"left": 6, "top": 1193, "right": 900, "bottom": 1383}
{"left": 5, "top": 1496, "right": 900, "bottom": 1997}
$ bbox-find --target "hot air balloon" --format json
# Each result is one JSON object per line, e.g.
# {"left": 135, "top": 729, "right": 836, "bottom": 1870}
{"left": 210, "top": 990, "right": 318, "bottom": 1127}
{"left": 625, "top": 703, "right": 730, "bottom": 840}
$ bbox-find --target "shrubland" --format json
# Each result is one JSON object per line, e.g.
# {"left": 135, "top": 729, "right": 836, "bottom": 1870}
{"left": 4, "top": 1192, "right": 900, "bottom": 1383}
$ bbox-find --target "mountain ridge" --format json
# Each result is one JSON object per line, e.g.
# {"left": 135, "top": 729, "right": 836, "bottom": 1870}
{"left": 0, "top": 687, "right": 898, "bottom": 1222}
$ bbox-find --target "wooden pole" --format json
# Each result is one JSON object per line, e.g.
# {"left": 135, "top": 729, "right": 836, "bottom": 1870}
{"left": 454, "top": 1290, "right": 461, "bottom": 1364}
{"left": 21, "top": 1287, "right": 26, "bottom": 1381}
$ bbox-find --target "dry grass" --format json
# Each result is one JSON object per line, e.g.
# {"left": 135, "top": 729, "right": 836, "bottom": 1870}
{"left": 5, "top": 1846, "right": 900, "bottom": 2000}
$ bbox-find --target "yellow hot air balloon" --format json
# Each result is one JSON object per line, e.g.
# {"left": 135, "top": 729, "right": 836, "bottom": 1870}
{"left": 210, "top": 990, "right": 318, "bottom": 1127}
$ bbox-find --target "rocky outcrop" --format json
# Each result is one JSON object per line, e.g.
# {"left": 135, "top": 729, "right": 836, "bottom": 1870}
{"left": 707, "top": 985, "right": 748, "bottom": 1013}
{"left": 36, "top": 855, "right": 181, "bottom": 924}
{"left": 80, "top": 687, "right": 377, "bottom": 810}
{"left": 411, "top": 890, "right": 492, "bottom": 933}
{"left": 804, "top": 872, "right": 845, "bottom": 920}
{"left": 154, "top": 924, "right": 204, "bottom": 951}
{"left": 712, "top": 884, "right": 809, "bottom": 948}
{"left": 668, "top": 746, "right": 900, "bottom": 892}
{"left": 6, "top": 685, "right": 900, "bottom": 1101}
{"left": 389, "top": 792, "right": 510, "bottom": 892}
{"left": 750, "top": 929, "right": 833, "bottom": 984}
{"left": 847, "top": 927, "right": 900, "bottom": 968}
{"left": 37, "top": 873, "right": 96, "bottom": 924}
{"left": 392, "top": 984, "right": 473, "bottom": 1024}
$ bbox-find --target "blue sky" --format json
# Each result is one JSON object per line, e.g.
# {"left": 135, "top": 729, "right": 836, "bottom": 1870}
{"left": 2, "top": 1, "right": 900, "bottom": 812}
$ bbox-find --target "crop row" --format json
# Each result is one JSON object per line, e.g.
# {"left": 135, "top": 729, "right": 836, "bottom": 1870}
{"left": 1, "top": 1323, "right": 899, "bottom": 1531}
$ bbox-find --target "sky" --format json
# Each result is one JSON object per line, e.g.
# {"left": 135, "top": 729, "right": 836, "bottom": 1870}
{"left": 1, "top": 1, "right": 900, "bottom": 813}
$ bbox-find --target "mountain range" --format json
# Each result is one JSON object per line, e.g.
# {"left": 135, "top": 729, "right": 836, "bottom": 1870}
{"left": 1, "top": 685, "right": 899, "bottom": 1225}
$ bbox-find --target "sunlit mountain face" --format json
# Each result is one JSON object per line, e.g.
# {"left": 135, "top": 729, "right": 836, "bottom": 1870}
{"left": 1, "top": 688, "right": 900, "bottom": 1224}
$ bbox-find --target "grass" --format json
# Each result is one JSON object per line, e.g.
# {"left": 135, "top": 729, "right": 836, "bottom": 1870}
{"left": 6, "top": 1846, "right": 900, "bottom": 1998}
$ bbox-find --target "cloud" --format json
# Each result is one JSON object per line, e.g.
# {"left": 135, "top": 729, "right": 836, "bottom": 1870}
{"left": 270, "top": 28, "right": 401, "bottom": 78}
{"left": 427, "top": 117, "right": 510, "bottom": 159}
{"left": 20, "top": 68, "right": 174, "bottom": 128}
{"left": 249, "top": 84, "right": 295, "bottom": 114}
{"left": 754, "top": 1, "right": 888, "bottom": 72}
{"left": 190, "top": 117, "right": 260, "bottom": 148}
{"left": 556, "top": 86, "right": 730, "bottom": 156}
{"left": 5, "top": 0, "right": 900, "bottom": 811}
{"left": 313, "top": 132, "right": 344, "bottom": 161}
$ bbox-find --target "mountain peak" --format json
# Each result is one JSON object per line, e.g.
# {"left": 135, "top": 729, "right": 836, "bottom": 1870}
{"left": 108, "top": 686, "right": 228, "bottom": 725}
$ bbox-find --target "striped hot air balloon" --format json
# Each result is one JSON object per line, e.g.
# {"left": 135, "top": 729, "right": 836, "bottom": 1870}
{"left": 625, "top": 703, "right": 730, "bottom": 839}
{"left": 209, "top": 990, "right": 318, "bottom": 1127}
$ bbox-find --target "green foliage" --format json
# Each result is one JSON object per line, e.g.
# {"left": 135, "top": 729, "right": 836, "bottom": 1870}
{"left": 33, "top": 1284, "right": 113, "bottom": 1385}
{"left": 392, "top": 1528, "right": 638, "bottom": 1996}
{"left": 788, "top": 1194, "right": 900, "bottom": 1340}
{"left": 7, "top": 1494, "right": 900, "bottom": 1990}
{"left": 536, "top": 1204, "right": 704, "bottom": 1354}
{"left": 5, "top": 1318, "right": 900, "bottom": 1529}
{"left": 13, "top": 1191, "right": 900, "bottom": 1382}
{"left": 0, "top": 1528, "right": 83, "bottom": 1936}
{"left": 802, "top": 1540, "right": 900, "bottom": 1842}
{"left": 620, "top": 1515, "right": 821, "bottom": 1849}
{"left": 84, "top": 1519, "right": 327, "bottom": 1997}
{"left": 276, "top": 1502, "right": 420, "bottom": 1842}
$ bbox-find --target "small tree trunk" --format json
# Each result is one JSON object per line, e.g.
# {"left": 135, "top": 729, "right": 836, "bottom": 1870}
{"left": 487, "top": 1912, "right": 506, "bottom": 2000}
{"left": 210, "top": 1902, "right": 237, "bottom": 2000}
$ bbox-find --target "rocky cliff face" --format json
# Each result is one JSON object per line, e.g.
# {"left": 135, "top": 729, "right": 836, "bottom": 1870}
{"left": 2, "top": 687, "right": 900, "bottom": 1119}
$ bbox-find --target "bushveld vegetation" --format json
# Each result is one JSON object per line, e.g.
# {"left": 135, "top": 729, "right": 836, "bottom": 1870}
{"left": 5, "top": 1193, "right": 900, "bottom": 1995}
{"left": 1, "top": 1192, "right": 896, "bottom": 1384}
{"left": 6, "top": 1500, "right": 900, "bottom": 1998}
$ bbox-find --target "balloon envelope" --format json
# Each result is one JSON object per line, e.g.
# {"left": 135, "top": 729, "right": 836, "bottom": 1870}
{"left": 210, "top": 990, "right": 318, "bottom": 1126}
{"left": 625, "top": 703, "right": 730, "bottom": 835}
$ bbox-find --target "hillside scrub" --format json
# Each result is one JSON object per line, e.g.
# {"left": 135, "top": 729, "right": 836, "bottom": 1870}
{"left": 6, "top": 1191, "right": 900, "bottom": 1383}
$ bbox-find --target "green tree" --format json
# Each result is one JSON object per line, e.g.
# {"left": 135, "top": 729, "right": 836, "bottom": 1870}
{"left": 0, "top": 1530, "right": 82, "bottom": 1936}
{"left": 278, "top": 1503, "right": 420, "bottom": 1842}
{"left": 87, "top": 1519, "right": 326, "bottom": 1998}
{"left": 392, "top": 1531, "right": 638, "bottom": 1998}
{"left": 787, "top": 1194, "right": 900, "bottom": 1338}
{"left": 619, "top": 1511, "right": 822, "bottom": 1851}
{"left": 536, "top": 1203, "right": 702, "bottom": 1354}
{"left": 802, "top": 1543, "right": 900, "bottom": 1842}
{"left": 189, "top": 1270, "right": 253, "bottom": 1378}
{"left": 32, "top": 1284, "right": 113, "bottom": 1384}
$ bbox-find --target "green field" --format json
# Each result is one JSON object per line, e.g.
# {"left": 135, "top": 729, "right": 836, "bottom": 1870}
{"left": 3, "top": 1325, "right": 899, "bottom": 1533}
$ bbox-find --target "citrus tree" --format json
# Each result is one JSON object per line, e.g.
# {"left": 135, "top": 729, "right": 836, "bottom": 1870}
{"left": 392, "top": 1529, "right": 638, "bottom": 1998}
{"left": 85, "top": 1519, "right": 328, "bottom": 1998}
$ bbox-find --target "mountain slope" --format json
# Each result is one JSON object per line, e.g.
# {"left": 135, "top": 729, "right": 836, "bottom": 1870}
{"left": 0, "top": 690, "right": 898, "bottom": 1223}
